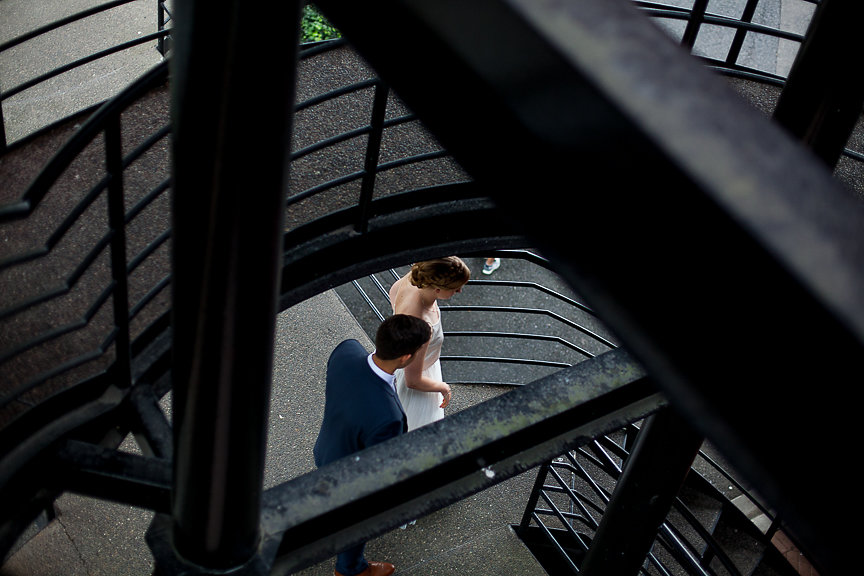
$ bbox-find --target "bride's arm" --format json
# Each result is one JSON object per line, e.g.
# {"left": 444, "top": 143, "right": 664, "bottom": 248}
{"left": 401, "top": 340, "right": 452, "bottom": 408}
{"left": 391, "top": 280, "right": 452, "bottom": 407}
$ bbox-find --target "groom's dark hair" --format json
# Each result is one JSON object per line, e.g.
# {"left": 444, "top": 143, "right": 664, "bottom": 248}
{"left": 375, "top": 314, "right": 432, "bottom": 360}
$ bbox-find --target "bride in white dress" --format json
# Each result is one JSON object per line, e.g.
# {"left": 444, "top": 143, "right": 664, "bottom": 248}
{"left": 388, "top": 257, "right": 471, "bottom": 431}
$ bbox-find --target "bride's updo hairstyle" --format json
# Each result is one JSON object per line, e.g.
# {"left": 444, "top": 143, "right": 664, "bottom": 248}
{"left": 410, "top": 256, "right": 471, "bottom": 290}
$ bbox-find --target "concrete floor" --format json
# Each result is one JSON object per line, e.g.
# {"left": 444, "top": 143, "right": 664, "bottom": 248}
{"left": 1, "top": 290, "right": 547, "bottom": 575}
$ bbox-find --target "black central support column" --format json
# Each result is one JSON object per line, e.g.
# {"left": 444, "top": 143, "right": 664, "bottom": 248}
{"left": 579, "top": 407, "right": 703, "bottom": 576}
{"left": 166, "top": 0, "right": 301, "bottom": 570}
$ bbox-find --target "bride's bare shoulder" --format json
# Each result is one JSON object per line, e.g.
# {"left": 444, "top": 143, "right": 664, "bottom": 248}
{"left": 390, "top": 276, "right": 423, "bottom": 315}
{"left": 389, "top": 275, "right": 406, "bottom": 298}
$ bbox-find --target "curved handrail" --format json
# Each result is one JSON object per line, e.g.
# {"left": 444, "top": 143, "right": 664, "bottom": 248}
{"left": 0, "top": 62, "right": 172, "bottom": 433}
{"left": 0, "top": 36, "right": 509, "bottom": 562}
{"left": 285, "top": 149, "right": 453, "bottom": 207}
{"left": 0, "top": 0, "right": 148, "bottom": 53}
{"left": 0, "top": 62, "right": 171, "bottom": 221}
{"left": 0, "top": 0, "right": 824, "bottom": 436}
{"left": 286, "top": 58, "right": 470, "bottom": 234}
{"left": 637, "top": 5, "right": 809, "bottom": 45}
{"left": 1, "top": 31, "right": 169, "bottom": 103}
{"left": 635, "top": 0, "right": 862, "bottom": 165}
{"left": 0, "top": 62, "right": 172, "bottom": 395}
{"left": 0, "top": 39, "right": 480, "bottom": 439}
{"left": 0, "top": 0, "right": 171, "bottom": 148}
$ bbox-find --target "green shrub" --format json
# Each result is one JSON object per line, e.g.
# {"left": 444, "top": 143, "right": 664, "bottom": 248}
{"left": 301, "top": 5, "right": 341, "bottom": 43}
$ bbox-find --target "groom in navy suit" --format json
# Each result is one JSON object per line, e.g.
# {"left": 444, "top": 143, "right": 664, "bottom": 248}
{"left": 314, "top": 314, "right": 432, "bottom": 576}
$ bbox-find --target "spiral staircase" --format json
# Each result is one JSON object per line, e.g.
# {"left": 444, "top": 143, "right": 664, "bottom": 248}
{"left": 2, "top": 1, "right": 863, "bottom": 574}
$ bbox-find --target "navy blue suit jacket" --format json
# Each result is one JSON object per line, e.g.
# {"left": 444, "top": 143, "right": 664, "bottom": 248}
{"left": 314, "top": 339, "right": 408, "bottom": 467}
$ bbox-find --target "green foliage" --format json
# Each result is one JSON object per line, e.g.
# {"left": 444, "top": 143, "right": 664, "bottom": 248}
{"left": 301, "top": 5, "right": 341, "bottom": 43}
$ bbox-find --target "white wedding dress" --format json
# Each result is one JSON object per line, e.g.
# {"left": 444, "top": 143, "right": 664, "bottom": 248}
{"left": 395, "top": 317, "right": 444, "bottom": 431}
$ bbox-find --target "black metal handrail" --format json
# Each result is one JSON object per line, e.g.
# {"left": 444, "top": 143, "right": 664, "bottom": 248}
{"left": 0, "top": 1, "right": 835, "bottom": 207}
{"left": 518, "top": 424, "right": 800, "bottom": 576}
{"left": 0, "top": 0, "right": 844, "bottom": 418}
{"left": 286, "top": 47, "right": 470, "bottom": 234}
{"left": 1, "top": 31, "right": 168, "bottom": 104}
{"left": 0, "top": 0, "right": 144, "bottom": 53}
{"left": 0, "top": 35, "right": 488, "bottom": 562}
{"left": 0, "top": 0, "right": 172, "bottom": 150}
{"left": 635, "top": 0, "right": 864, "bottom": 166}
{"left": 0, "top": 61, "right": 172, "bottom": 411}
{"left": 635, "top": 0, "right": 809, "bottom": 88}
{"left": 636, "top": 0, "right": 815, "bottom": 47}
{"left": 0, "top": 38, "right": 474, "bottom": 424}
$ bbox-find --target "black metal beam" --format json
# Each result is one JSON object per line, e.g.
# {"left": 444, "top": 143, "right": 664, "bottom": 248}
{"left": 261, "top": 348, "right": 661, "bottom": 575}
{"left": 313, "top": 1, "right": 864, "bottom": 573}
{"left": 773, "top": 0, "right": 864, "bottom": 169}
{"left": 52, "top": 440, "right": 171, "bottom": 513}
{"left": 166, "top": 0, "right": 302, "bottom": 569}
{"left": 128, "top": 384, "right": 173, "bottom": 460}
{"left": 279, "top": 184, "right": 527, "bottom": 310}
{"left": 579, "top": 407, "right": 703, "bottom": 576}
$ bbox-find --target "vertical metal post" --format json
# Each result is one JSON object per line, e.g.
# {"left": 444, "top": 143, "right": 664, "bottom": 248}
{"left": 680, "top": 0, "right": 709, "bottom": 51}
{"left": 726, "top": 0, "right": 760, "bottom": 67}
{"left": 105, "top": 115, "right": 132, "bottom": 388}
{"left": 0, "top": 101, "right": 7, "bottom": 153}
{"left": 773, "top": 0, "right": 864, "bottom": 168}
{"left": 356, "top": 81, "right": 390, "bottom": 233}
{"left": 518, "top": 462, "right": 551, "bottom": 531}
{"left": 579, "top": 408, "right": 703, "bottom": 576}
{"left": 168, "top": 0, "right": 302, "bottom": 569}
{"left": 156, "top": 0, "right": 168, "bottom": 56}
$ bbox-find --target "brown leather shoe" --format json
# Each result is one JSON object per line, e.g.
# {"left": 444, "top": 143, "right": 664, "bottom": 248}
{"left": 334, "top": 561, "right": 395, "bottom": 576}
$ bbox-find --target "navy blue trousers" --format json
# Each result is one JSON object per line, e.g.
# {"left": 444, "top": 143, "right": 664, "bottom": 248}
{"left": 335, "top": 542, "right": 368, "bottom": 575}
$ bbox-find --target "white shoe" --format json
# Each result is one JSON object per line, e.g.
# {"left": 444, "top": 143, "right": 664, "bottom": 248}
{"left": 482, "top": 258, "right": 501, "bottom": 275}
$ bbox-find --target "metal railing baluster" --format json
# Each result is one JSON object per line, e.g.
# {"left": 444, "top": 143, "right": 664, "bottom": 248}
{"left": 105, "top": 115, "right": 133, "bottom": 389}
{"left": 356, "top": 81, "right": 390, "bottom": 233}
{"left": 680, "top": 0, "right": 709, "bottom": 50}
{"left": 726, "top": 0, "right": 762, "bottom": 68}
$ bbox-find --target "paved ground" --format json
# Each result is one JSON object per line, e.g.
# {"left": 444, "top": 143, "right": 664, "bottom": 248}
{"left": 0, "top": 0, "right": 165, "bottom": 145}
{"left": 1, "top": 290, "right": 547, "bottom": 575}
